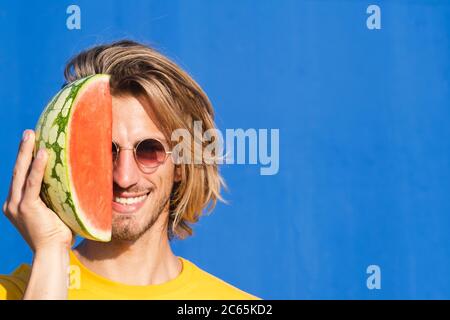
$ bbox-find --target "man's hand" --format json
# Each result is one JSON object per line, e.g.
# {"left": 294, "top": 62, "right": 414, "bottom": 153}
{"left": 2, "top": 129, "right": 73, "bottom": 253}
{"left": 2, "top": 129, "right": 73, "bottom": 299}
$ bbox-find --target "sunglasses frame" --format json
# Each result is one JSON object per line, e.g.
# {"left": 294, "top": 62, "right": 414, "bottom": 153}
{"left": 112, "top": 138, "right": 172, "bottom": 173}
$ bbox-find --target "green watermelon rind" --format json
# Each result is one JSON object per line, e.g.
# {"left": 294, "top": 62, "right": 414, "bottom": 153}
{"left": 35, "top": 74, "right": 111, "bottom": 242}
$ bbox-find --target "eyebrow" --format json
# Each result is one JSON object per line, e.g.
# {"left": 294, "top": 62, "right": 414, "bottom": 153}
{"left": 136, "top": 136, "right": 168, "bottom": 145}
{"left": 148, "top": 136, "right": 167, "bottom": 143}
{"left": 113, "top": 136, "right": 168, "bottom": 146}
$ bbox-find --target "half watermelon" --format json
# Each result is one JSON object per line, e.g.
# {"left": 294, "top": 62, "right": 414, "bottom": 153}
{"left": 35, "top": 74, "right": 112, "bottom": 241}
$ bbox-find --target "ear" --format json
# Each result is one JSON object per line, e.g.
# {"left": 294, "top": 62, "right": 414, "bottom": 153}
{"left": 174, "top": 165, "right": 182, "bottom": 182}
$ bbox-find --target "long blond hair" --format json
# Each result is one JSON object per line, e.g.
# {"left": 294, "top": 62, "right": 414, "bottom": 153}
{"left": 64, "top": 40, "right": 225, "bottom": 240}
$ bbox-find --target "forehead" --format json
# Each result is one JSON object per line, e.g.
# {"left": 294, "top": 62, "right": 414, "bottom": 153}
{"left": 111, "top": 94, "right": 165, "bottom": 142}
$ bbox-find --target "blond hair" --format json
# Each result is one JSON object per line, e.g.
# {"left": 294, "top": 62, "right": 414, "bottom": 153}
{"left": 64, "top": 40, "right": 225, "bottom": 240}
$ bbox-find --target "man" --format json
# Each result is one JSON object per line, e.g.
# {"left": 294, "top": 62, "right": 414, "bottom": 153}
{"left": 0, "top": 40, "right": 258, "bottom": 300}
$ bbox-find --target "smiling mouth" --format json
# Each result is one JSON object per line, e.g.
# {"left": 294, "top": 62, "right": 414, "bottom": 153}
{"left": 113, "top": 192, "right": 151, "bottom": 206}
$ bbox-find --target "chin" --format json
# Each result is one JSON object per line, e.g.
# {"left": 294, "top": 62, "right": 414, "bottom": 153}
{"left": 111, "top": 209, "right": 163, "bottom": 242}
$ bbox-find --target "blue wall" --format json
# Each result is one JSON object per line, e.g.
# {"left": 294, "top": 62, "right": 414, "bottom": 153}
{"left": 1, "top": 0, "right": 450, "bottom": 299}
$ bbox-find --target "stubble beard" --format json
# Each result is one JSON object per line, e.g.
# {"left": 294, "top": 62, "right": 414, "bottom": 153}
{"left": 111, "top": 192, "right": 171, "bottom": 242}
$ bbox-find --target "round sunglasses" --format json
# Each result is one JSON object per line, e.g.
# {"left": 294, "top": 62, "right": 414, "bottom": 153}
{"left": 112, "top": 138, "right": 172, "bottom": 172}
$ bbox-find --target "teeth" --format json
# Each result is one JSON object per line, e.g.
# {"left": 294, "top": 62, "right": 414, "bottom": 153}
{"left": 114, "top": 194, "right": 148, "bottom": 205}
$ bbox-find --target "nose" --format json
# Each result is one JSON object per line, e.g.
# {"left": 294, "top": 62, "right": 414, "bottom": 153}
{"left": 113, "top": 148, "right": 141, "bottom": 189}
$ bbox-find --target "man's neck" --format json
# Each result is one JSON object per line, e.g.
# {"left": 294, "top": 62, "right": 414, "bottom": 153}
{"left": 73, "top": 223, "right": 182, "bottom": 286}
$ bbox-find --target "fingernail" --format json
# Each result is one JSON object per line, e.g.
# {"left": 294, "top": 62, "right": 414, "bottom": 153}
{"left": 37, "top": 148, "right": 46, "bottom": 159}
{"left": 22, "top": 130, "right": 29, "bottom": 141}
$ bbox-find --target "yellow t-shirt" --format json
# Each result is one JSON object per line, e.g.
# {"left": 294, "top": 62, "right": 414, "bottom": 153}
{"left": 0, "top": 251, "right": 259, "bottom": 300}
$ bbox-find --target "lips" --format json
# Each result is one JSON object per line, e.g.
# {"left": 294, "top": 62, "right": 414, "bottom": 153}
{"left": 114, "top": 194, "right": 148, "bottom": 205}
{"left": 114, "top": 192, "right": 150, "bottom": 198}
{"left": 112, "top": 192, "right": 151, "bottom": 214}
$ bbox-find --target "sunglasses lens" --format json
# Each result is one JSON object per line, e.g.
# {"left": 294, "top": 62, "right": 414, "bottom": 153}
{"left": 136, "top": 139, "right": 167, "bottom": 168}
{"left": 112, "top": 142, "right": 118, "bottom": 163}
